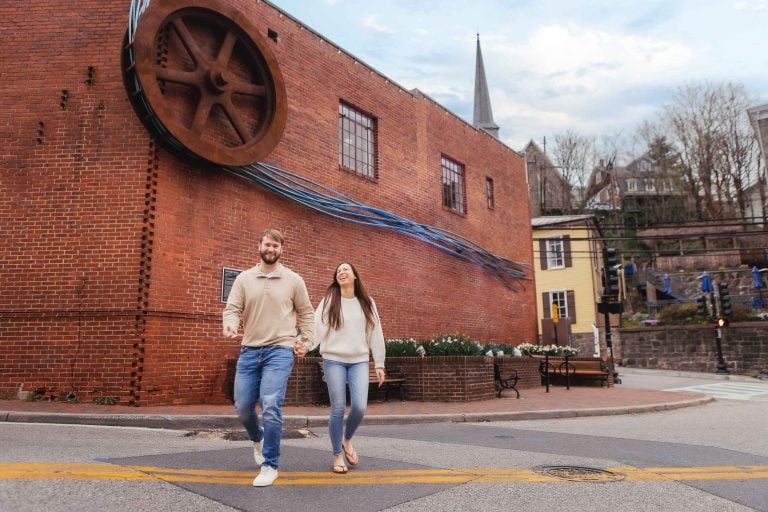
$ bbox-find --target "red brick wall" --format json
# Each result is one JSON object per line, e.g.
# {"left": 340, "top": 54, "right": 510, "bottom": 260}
{"left": 0, "top": 0, "right": 538, "bottom": 405}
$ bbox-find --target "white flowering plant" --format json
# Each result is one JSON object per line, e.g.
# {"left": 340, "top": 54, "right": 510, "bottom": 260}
{"left": 517, "top": 343, "right": 541, "bottom": 356}
{"left": 517, "top": 343, "right": 578, "bottom": 357}
{"left": 557, "top": 346, "right": 579, "bottom": 357}
{"left": 424, "top": 334, "right": 484, "bottom": 356}
{"left": 483, "top": 344, "right": 517, "bottom": 356}
{"left": 385, "top": 338, "right": 421, "bottom": 357}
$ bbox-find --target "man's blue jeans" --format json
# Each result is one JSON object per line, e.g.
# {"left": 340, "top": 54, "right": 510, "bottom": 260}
{"left": 323, "top": 359, "right": 369, "bottom": 455}
{"left": 234, "top": 345, "right": 295, "bottom": 469}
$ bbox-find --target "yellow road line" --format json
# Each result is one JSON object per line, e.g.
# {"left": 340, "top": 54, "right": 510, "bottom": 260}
{"left": 1, "top": 463, "right": 767, "bottom": 486}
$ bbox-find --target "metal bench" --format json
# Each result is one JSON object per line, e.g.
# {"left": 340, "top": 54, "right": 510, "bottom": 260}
{"left": 494, "top": 362, "right": 520, "bottom": 398}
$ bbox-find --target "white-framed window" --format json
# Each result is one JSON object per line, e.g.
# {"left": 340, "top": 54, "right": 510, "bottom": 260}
{"left": 645, "top": 179, "right": 655, "bottom": 192}
{"left": 545, "top": 237, "right": 565, "bottom": 269}
{"left": 626, "top": 179, "right": 638, "bottom": 192}
{"left": 549, "top": 290, "right": 568, "bottom": 320}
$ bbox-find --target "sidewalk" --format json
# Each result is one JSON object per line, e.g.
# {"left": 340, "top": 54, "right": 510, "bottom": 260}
{"left": 0, "top": 381, "right": 712, "bottom": 431}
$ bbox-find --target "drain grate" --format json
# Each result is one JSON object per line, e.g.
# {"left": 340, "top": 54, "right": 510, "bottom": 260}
{"left": 534, "top": 466, "right": 625, "bottom": 482}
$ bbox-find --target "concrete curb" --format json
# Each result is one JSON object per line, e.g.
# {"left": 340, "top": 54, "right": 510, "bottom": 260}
{"left": 618, "top": 367, "right": 758, "bottom": 382}
{"left": 1, "top": 396, "right": 714, "bottom": 430}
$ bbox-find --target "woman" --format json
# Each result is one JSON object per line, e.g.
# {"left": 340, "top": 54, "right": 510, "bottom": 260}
{"left": 298, "top": 262, "right": 385, "bottom": 474}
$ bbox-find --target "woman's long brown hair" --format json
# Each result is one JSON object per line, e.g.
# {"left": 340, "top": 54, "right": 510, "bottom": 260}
{"left": 321, "top": 262, "right": 376, "bottom": 332}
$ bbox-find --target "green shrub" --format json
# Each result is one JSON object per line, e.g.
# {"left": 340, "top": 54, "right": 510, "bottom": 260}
{"left": 657, "top": 303, "right": 709, "bottom": 325}
{"left": 385, "top": 338, "right": 421, "bottom": 357}
{"left": 423, "top": 334, "right": 484, "bottom": 356}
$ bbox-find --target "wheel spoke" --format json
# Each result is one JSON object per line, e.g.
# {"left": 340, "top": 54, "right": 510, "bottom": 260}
{"left": 156, "top": 67, "right": 200, "bottom": 86}
{"left": 216, "top": 31, "right": 237, "bottom": 67}
{"left": 232, "top": 81, "right": 266, "bottom": 97}
{"left": 222, "top": 98, "right": 250, "bottom": 144}
{"left": 191, "top": 96, "right": 214, "bottom": 135}
{"left": 171, "top": 17, "right": 210, "bottom": 68}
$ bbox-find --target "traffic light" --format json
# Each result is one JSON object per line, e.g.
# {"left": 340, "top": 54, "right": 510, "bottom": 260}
{"left": 718, "top": 282, "right": 731, "bottom": 317}
{"left": 696, "top": 295, "right": 707, "bottom": 316}
{"left": 716, "top": 316, "right": 729, "bottom": 328}
{"left": 603, "top": 247, "right": 621, "bottom": 298}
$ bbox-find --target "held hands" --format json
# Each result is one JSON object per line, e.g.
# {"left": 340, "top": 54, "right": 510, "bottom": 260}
{"left": 376, "top": 368, "right": 386, "bottom": 387}
{"left": 294, "top": 337, "right": 312, "bottom": 358}
{"left": 223, "top": 325, "right": 242, "bottom": 341}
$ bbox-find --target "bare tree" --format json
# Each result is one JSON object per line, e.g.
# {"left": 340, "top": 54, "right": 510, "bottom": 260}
{"left": 720, "top": 83, "right": 760, "bottom": 222}
{"left": 551, "top": 129, "right": 593, "bottom": 213}
{"left": 661, "top": 82, "right": 760, "bottom": 221}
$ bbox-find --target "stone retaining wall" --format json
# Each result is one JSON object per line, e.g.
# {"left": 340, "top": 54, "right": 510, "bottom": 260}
{"left": 619, "top": 324, "right": 768, "bottom": 374}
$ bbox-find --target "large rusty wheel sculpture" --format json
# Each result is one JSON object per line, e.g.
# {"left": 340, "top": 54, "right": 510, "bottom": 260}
{"left": 123, "top": 0, "right": 287, "bottom": 166}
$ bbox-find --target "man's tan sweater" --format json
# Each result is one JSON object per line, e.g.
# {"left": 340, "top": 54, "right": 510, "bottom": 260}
{"left": 222, "top": 264, "right": 314, "bottom": 347}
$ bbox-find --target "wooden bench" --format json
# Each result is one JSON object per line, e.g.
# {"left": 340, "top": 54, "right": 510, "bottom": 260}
{"left": 557, "top": 358, "right": 611, "bottom": 387}
{"left": 538, "top": 357, "right": 611, "bottom": 387}
{"left": 317, "top": 361, "right": 406, "bottom": 402}
{"left": 494, "top": 362, "right": 520, "bottom": 398}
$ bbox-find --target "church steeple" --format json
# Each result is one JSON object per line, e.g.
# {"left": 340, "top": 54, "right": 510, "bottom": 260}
{"left": 473, "top": 34, "right": 499, "bottom": 139}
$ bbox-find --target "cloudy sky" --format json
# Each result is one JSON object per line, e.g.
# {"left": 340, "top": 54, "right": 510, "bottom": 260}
{"left": 270, "top": 0, "right": 768, "bottom": 153}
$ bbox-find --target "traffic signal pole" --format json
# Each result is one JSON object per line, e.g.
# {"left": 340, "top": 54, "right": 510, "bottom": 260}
{"left": 714, "top": 322, "right": 729, "bottom": 374}
{"left": 602, "top": 294, "right": 615, "bottom": 386}
{"left": 600, "top": 247, "right": 622, "bottom": 386}
{"left": 714, "top": 282, "right": 731, "bottom": 374}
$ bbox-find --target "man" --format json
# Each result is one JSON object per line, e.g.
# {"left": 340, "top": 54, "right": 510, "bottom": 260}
{"left": 223, "top": 228, "right": 314, "bottom": 487}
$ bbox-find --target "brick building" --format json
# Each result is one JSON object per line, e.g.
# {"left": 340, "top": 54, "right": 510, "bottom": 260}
{"left": 0, "top": 0, "right": 537, "bottom": 405}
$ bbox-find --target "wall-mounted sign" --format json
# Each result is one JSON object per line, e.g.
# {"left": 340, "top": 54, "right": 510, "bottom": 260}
{"left": 221, "top": 267, "right": 243, "bottom": 303}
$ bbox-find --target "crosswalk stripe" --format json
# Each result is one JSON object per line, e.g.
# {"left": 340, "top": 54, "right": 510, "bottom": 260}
{"left": 665, "top": 381, "right": 768, "bottom": 400}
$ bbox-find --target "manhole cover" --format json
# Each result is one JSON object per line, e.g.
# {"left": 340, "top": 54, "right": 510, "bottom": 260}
{"left": 534, "top": 466, "right": 625, "bottom": 482}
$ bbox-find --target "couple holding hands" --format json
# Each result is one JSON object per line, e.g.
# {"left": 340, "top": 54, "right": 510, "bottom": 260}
{"left": 223, "top": 228, "right": 385, "bottom": 487}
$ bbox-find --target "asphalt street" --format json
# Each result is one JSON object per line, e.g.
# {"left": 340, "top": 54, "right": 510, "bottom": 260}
{"left": 1, "top": 368, "right": 767, "bottom": 512}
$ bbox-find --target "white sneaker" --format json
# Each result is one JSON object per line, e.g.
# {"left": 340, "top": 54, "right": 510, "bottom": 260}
{"left": 252, "top": 465, "right": 278, "bottom": 487}
{"left": 253, "top": 440, "right": 264, "bottom": 466}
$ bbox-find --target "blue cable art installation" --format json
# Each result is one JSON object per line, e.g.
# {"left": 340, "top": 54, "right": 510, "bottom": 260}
{"left": 126, "top": 0, "right": 530, "bottom": 290}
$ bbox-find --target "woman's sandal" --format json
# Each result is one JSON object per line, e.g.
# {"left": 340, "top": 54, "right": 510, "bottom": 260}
{"left": 332, "top": 463, "right": 348, "bottom": 474}
{"left": 343, "top": 444, "right": 359, "bottom": 466}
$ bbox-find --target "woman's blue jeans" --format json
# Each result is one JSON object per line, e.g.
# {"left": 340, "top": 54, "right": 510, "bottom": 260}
{"left": 323, "top": 359, "right": 369, "bottom": 455}
{"left": 234, "top": 345, "right": 295, "bottom": 469}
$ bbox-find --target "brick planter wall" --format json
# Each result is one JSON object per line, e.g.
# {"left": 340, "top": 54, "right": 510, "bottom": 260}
{"left": 284, "top": 357, "right": 325, "bottom": 406}
{"left": 271, "top": 355, "right": 544, "bottom": 405}
{"left": 390, "top": 356, "right": 496, "bottom": 402}
{"left": 619, "top": 324, "right": 768, "bottom": 374}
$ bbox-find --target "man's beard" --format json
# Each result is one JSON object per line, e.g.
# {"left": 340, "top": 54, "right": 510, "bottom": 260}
{"left": 260, "top": 249, "right": 281, "bottom": 265}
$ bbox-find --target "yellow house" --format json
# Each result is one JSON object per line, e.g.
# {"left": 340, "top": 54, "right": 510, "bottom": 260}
{"left": 532, "top": 215, "right": 620, "bottom": 358}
